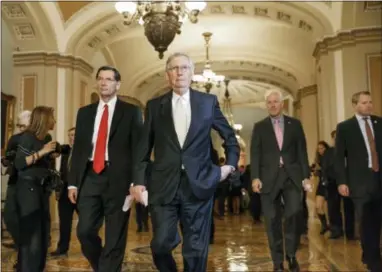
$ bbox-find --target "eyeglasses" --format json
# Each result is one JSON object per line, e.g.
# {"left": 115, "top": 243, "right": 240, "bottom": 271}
{"left": 16, "top": 124, "right": 26, "bottom": 129}
{"left": 167, "top": 65, "right": 191, "bottom": 72}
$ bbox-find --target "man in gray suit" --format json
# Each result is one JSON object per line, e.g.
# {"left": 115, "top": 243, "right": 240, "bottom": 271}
{"left": 250, "top": 89, "right": 312, "bottom": 272}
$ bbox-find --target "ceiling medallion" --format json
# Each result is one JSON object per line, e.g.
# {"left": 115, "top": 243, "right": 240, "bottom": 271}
{"left": 115, "top": 1, "right": 207, "bottom": 59}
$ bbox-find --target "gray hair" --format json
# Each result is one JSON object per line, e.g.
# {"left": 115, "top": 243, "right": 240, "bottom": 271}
{"left": 17, "top": 110, "right": 31, "bottom": 126}
{"left": 264, "top": 88, "right": 283, "bottom": 101}
{"left": 165, "top": 52, "right": 195, "bottom": 71}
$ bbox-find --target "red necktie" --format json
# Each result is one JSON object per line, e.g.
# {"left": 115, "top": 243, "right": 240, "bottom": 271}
{"left": 93, "top": 104, "right": 109, "bottom": 173}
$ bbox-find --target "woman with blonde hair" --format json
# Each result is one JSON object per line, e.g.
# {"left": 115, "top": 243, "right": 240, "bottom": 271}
{"left": 14, "top": 106, "right": 57, "bottom": 271}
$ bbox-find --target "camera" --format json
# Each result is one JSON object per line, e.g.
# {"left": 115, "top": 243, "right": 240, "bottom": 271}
{"left": 1, "top": 150, "right": 17, "bottom": 167}
{"left": 52, "top": 142, "right": 62, "bottom": 154}
{"left": 42, "top": 169, "right": 64, "bottom": 193}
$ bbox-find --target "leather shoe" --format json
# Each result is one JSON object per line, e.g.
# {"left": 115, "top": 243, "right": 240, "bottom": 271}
{"left": 287, "top": 256, "right": 300, "bottom": 272}
{"left": 50, "top": 250, "right": 68, "bottom": 257}
{"left": 273, "top": 263, "right": 284, "bottom": 271}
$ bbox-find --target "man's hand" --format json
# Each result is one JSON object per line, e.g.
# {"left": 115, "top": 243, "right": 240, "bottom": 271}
{"left": 338, "top": 184, "right": 349, "bottom": 197}
{"left": 68, "top": 188, "right": 78, "bottom": 204}
{"left": 302, "top": 178, "right": 313, "bottom": 192}
{"left": 130, "top": 185, "right": 146, "bottom": 204}
{"left": 220, "top": 165, "right": 234, "bottom": 181}
{"left": 252, "top": 179, "right": 262, "bottom": 193}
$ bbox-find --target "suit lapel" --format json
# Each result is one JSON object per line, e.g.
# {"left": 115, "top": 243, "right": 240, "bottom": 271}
{"left": 282, "top": 116, "right": 291, "bottom": 150}
{"left": 160, "top": 92, "right": 181, "bottom": 149}
{"left": 371, "top": 115, "right": 381, "bottom": 151}
{"left": 109, "top": 99, "right": 124, "bottom": 142}
{"left": 266, "top": 117, "right": 280, "bottom": 150}
{"left": 351, "top": 116, "right": 368, "bottom": 152}
{"left": 85, "top": 103, "right": 98, "bottom": 153}
{"left": 183, "top": 89, "right": 201, "bottom": 149}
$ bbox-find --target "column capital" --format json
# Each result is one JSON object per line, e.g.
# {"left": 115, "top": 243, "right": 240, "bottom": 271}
{"left": 313, "top": 27, "right": 382, "bottom": 60}
{"left": 13, "top": 52, "right": 93, "bottom": 76}
{"left": 297, "top": 84, "right": 317, "bottom": 101}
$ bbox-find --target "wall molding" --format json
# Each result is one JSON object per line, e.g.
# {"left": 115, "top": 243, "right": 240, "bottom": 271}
{"left": 313, "top": 27, "right": 382, "bottom": 60}
{"left": 297, "top": 84, "right": 317, "bottom": 100}
{"left": 13, "top": 52, "right": 94, "bottom": 75}
{"left": 366, "top": 52, "right": 382, "bottom": 94}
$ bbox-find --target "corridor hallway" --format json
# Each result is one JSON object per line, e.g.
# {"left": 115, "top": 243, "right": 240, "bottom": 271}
{"left": 1, "top": 204, "right": 367, "bottom": 272}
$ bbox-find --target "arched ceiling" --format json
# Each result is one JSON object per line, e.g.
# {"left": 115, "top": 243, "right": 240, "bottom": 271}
{"left": 62, "top": 1, "right": 336, "bottom": 106}
{"left": 1, "top": 2, "right": 58, "bottom": 51}
{"left": 5, "top": 2, "right": 376, "bottom": 107}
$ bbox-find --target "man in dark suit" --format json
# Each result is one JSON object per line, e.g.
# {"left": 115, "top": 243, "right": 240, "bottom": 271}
{"left": 251, "top": 89, "right": 311, "bottom": 272}
{"left": 68, "top": 66, "right": 142, "bottom": 272}
{"left": 323, "top": 130, "right": 355, "bottom": 239}
{"left": 51, "top": 127, "right": 76, "bottom": 256}
{"left": 131, "top": 52, "right": 240, "bottom": 272}
{"left": 335, "top": 91, "right": 381, "bottom": 272}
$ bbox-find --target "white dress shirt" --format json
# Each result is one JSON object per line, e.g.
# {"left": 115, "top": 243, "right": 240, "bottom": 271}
{"left": 355, "top": 113, "right": 375, "bottom": 168}
{"left": 172, "top": 90, "right": 191, "bottom": 146}
{"left": 90, "top": 95, "right": 117, "bottom": 161}
{"left": 68, "top": 95, "right": 117, "bottom": 190}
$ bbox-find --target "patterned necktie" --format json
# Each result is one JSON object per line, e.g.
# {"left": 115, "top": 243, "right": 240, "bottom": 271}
{"left": 274, "top": 119, "right": 284, "bottom": 164}
{"left": 363, "top": 117, "right": 379, "bottom": 172}
{"left": 174, "top": 97, "right": 188, "bottom": 147}
{"left": 93, "top": 104, "right": 109, "bottom": 173}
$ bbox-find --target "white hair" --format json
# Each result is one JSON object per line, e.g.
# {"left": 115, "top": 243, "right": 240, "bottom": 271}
{"left": 165, "top": 52, "right": 195, "bottom": 71}
{"left": 264, "top": 88, "right": 283, "bottom": 101}
{"left": 17, "top": 110, "right": 31, "bottom": 126}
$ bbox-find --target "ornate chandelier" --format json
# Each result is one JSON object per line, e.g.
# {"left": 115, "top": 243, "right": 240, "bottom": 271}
{"left": 222, "top": 80, "right": 246, "bottom": 151}
{"left": 192, "top": 32, "right": 225, "bottom": 93}
{"left": 115, "top": 1, "right": 207, "bottom": 59}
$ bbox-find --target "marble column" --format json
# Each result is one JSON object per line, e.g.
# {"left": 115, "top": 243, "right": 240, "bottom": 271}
{"left": 295, "top": 85, "right": 319, "bottom": 164}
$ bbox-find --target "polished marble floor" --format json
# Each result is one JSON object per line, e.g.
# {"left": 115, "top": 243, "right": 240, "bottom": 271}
{"left": 1, "top": 209, "right": 367, "bottom": 271}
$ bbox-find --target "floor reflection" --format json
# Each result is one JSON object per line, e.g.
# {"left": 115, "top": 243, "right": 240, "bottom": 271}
{"left": 1, "top": 210, "right": 367, "bottom": 271}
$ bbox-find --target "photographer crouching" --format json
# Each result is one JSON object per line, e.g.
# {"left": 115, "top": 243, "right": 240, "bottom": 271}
{"left": 14, "top": 106, "right": 62, "bottom": 272}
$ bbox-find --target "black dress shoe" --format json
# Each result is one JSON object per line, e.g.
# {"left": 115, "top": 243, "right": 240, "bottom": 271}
{"left": 50, "top": 250, "right": 68, "bottom": 257}
{"left": 287, "top": 257, "right": 300, "bottom": 272}
{"left": 329, "top": 231, "right": 343, "bottom": 239}
{"left": 273, "top": 263, "right": 284, "bottom": 271}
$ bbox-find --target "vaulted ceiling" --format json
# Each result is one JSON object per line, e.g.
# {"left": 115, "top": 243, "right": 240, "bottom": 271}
{"left": 2, "top": 1, "right": 380, "bottom": 112}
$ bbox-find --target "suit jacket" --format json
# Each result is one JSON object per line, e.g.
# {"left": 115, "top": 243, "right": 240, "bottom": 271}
{"left": 250, "top": 115, "right": 310, "bottom": 193}
{"left": 335, "top": 115, "right": 382, "bottom": 198}
{"left": 59, "top": 144, "right": 71, "bottom": 184}
{"left": 134, "top": 89, "right": 240, "bottom": 205}
{"left": 321, "top": 147, "right": 336, "bottom": 182}
{"left": 69, "top": 98, "right": 142, "bottom": 208}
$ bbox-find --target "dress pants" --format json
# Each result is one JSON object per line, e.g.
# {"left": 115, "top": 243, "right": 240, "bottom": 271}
{"left": 249, "top": 192, "right": 262, "bottom": 221}
{"left": 327, "top": 182, "right": 355, "bottom": 237}
{"left": 327, "top": 182, "right": 343, "bottom": 233}
{"left": 56, "top": 186, "right": 77, "bottom": 253}
{"left": 76, "top": 166, "right": 130, "bottom": 272}
{"left": 216, "top": 182, "right": 229, "bottom": 216}
{"left": 17, "top": 177, "right": 50, "bottom": 272}
{"left": 260, "top": 167, "right": 302, "bottom": 265}
{"left": 352, "top": 171, "right": 381, "bottom": 271}
{"left": 135, "top": 203, "right": 149, "bottom": 230}
{"left": 150, "top": 171, "right": 213, "bottom": 272}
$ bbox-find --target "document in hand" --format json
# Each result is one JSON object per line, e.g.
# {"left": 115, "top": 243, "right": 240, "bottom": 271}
{"left": 141, "top": 190, "right": 148, "bottom": 207}
{"left": 122, "top": 195, "right": 134, "bottom": 212}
